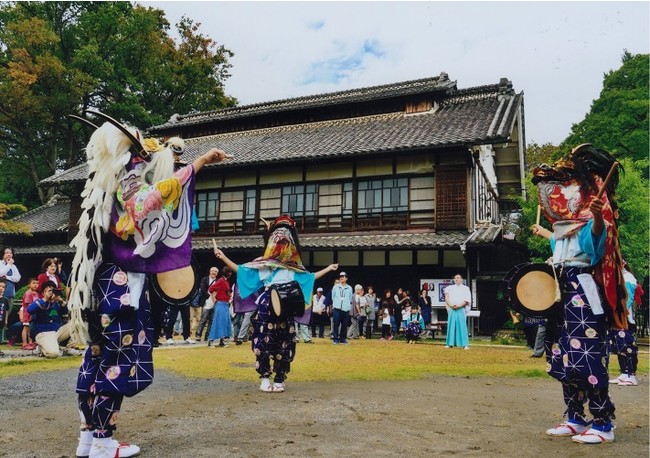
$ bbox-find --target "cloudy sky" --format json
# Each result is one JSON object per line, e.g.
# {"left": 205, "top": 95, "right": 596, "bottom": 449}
{"left": 143, "top": 1, "right": 649, "bottom": 146}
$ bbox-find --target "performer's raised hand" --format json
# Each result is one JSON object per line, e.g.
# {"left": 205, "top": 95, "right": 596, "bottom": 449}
{"left": 590, "top": 197, "right": 605, "bottom": 237}
{"left": 589, "top": 197, "right": 604, "bottom": 216}
{"left": 213, "top": 246, "right": 238, "bottom": 273}
{"left": 314, "top": 263, "right": 339, "bottom": 280}
{"left": 193, "top": 147, "right": 232, "bottom": 173}
{"left": 531, "top": 224, "right": 551, "bottom": 240}
{"left": 204, "top": 147, "right": 232, "bottom": 164}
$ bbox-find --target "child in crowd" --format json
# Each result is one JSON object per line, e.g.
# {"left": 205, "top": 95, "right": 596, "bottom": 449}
{"left": 380, "top": 305, "right": 392, "bottom": 340}
{"left": 20, "top": 278, "right": 39, "bottom": 350}
{"left": 400, "top": 294, "right": 412, "bottom": 331}
{"left": 0, "top": 281, "right": 8, "bottom": 343}
{"left": 404, "top": 304, "right": 425, "bottom": 344}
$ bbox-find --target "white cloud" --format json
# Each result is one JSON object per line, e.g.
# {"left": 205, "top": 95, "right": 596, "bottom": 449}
{"left": 142, "top": 1, "right": 649, "bottom": 145}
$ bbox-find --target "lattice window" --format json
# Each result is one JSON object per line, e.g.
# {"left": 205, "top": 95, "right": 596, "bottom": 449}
{"left": 195, "top": 191, "right": 219, "bottom": 222}
{"left": 281, "top": 184, "right": 318, "bottom": 217}
{"left": 357, "top": 178, "right": 408, "bottom": 217}
{"left": 435, "top": 167, "right": 467, "bottom": 229}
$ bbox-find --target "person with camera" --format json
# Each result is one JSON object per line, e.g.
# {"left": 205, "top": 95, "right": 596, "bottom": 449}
{"left": 26, "top": 280, "right": 70, "bottom": 358}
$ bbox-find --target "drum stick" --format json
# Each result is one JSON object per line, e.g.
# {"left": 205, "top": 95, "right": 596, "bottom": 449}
{"left": 596, "top": 162, "right": 619, "bottom": 199}
{"left": 535, "top": 205, "right": 541, "bottom": 226}
{"left": 212, "top": 238, "right": 218, "bottom": 252}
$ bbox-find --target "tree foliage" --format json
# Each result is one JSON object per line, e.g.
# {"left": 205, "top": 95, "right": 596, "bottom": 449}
{"left": 507, "top": 178, "right": 552, "bottom": 264}
{"left": 559, "top": 51, "right": 649, "bottom": 162}
{"left": 525, "top": 142, "right": 556, "bottom": 171}
{"left": 515, "top": 52, "right": 649, "bottom": 280}
{"left": 616, "top": 157, "right": 650, "bottom": 279}
{"left": 0, "top": 202, "right": 30, "bottom": 235}
{"left": 0, "top": 1, "right": 236, "bottom": 206}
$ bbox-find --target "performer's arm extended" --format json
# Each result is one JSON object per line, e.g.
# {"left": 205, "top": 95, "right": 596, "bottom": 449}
{"left": 192, "top": 148, "right": 232, "bottom": 173}
{"left": 314, "top": 263, "right": 339, "bottom": 280}
{"left": 213, "top": 247, "right": 238, "bottom": 273}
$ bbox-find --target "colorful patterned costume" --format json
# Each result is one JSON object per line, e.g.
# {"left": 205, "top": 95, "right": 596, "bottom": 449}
{"left": 69, "top": 121, "right": 196, "bottom": 440}
{"left": 235, "top": 216, "right": 315, "bottom": 386}
{"left": 533, "top": 144, "right": 626, "bottom": 435}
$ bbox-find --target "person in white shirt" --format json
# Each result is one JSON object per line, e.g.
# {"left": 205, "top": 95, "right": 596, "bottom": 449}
{"left": 195, "top": 267, "right": 219, "bottom": 341}
{"left": 311, "top": 287, "right": 328, "bottom": 338}
{"left": 0, "top": 247, "right": 21, "bottom": 309}
{"left": 380, "top": 304, "right": 392, "bottom": 340}
{"left": 444, "top": 274, "right": 470, "bottom": 349}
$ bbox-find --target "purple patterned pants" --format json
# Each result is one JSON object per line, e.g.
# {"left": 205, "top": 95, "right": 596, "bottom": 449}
{"left": 76, "top": 264, "right": 153, "bottom": 437}
{"left": 544, "top": 266, "right": 615, "bottom": 425}
{"left": 251, "top": 290, "right": 296, "bottom": 383}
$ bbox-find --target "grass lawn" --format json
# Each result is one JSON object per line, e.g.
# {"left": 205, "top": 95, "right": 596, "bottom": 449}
{"left": 2, "top": 337, "right": 648, "bottom": 381}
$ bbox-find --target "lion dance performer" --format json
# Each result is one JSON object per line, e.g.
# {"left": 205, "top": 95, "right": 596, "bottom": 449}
{"left": 213, "top": 215, "right": 338, "bottom": 392}
{"left": 531, "top": 143, "right": 627, "bottom": 444}
{"left": 608, "top": 263, "right": 643, "bottom": 387}
{"left": 67, "top": 113, "right": 230, "bottom": 458}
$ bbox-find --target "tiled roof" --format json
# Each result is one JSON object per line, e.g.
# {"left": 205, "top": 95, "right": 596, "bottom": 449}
{"left": 193, "top": 231, "right": 469, "bottom": 251}
{"left": 11, "top": 230, "right": 478, "bottom": 256}
{"left": 41, "top": 163, "right": 87, "bottom": 186}
{"left": 40, "top": 75, "right": 522, "bottom": 187}
{"left": 180, "top": 94, "right": 521, "bottom": 166}
{"left": 465, "top": 224, "right": 502, "bottom": 246}
{"left": 12, "top": 243, "right": 74, "bottom": 255}
{"left": 6, "top": 196, "right": 70, "bottom": 234}
{"left": 152, "top": 73, "right": 458, "bottom": 129}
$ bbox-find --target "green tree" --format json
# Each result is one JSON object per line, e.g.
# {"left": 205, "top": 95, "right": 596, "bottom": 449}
{"left": 525, "top": 142, "right": 557, "bottom": 171}
{"left": 0, "top": 202, "right": 31, "bottom": 236}
{"left": 560, "top": 51, "right": 649, "bottom": 162}
{"left": 616, "top": 158, "right": 649, "bottom": 280}
{"left": 507, "top": 177, "right": 552, "bottom": 263}
{"left": 0, "top": 1, "right": 236, "bottom": 205}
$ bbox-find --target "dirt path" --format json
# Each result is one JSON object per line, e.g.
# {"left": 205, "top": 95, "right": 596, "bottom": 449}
{"left": 0, "top": 366, "right": 647, "bottom": 457}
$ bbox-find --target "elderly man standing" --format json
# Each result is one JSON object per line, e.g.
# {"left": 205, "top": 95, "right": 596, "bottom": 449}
{"left": 311, "top": 287, "right": 328, "bottom": 338}
{"left": 331, "top": 272, "right": 353, "bottom": 345}
{"left": 195, "top": 266, "right": 219, "bottom": 341}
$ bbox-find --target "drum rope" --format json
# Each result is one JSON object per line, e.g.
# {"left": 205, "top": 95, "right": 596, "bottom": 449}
{"left": 545, "top": 257, "right": 562, "bottom": 303}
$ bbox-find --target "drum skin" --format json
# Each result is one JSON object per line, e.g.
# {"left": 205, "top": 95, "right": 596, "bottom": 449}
{"left": 504, "top": 263, "right": 560, "bottom": 318}
{"left": 151, "top": 257, "right": 200, "bottom": 306}
{"left": 269, "top": 281, "right": 307, "bottom": 319}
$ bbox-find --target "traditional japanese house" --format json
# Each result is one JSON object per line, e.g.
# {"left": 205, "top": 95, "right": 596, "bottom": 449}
{"left": 10, "top": 73, "right": 528, "bottom": 334}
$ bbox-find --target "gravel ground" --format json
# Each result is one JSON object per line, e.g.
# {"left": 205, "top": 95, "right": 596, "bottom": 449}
{"left": 0, "top": 363, "right": 648, "bottom": 458}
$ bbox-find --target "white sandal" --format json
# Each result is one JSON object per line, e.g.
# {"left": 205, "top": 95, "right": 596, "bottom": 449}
{"left": 259, "top": 378, "right": 273, "bottom": 392}
{"left": 572, "top": 426, "right": 615, "bottom": 444}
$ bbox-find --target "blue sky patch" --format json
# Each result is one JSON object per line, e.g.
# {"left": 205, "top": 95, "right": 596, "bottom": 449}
{"left": 300, "top": 39, "right": 386, "bottom": 85}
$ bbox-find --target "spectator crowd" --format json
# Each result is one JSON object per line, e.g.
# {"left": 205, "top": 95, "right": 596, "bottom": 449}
{"left": 0, "top": 247, "right": 486, "bottom": 355}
